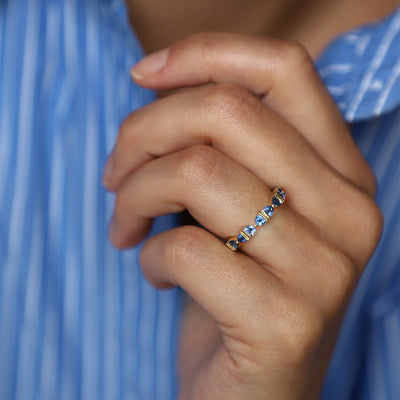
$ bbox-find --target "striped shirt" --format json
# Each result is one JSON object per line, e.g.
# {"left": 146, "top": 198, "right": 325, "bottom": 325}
{"left": 0, "top": 1, "right": 399, "bottom": 399}
{"left": 318, "top": 8, "right": 400, "bottom": 400}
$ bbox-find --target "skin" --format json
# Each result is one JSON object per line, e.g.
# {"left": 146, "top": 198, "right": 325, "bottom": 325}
{"left": 102, "top": 1, "right": 396, "bottom": 398}
{"left": 126, "top": 0, "right": 399, "bottom": 56}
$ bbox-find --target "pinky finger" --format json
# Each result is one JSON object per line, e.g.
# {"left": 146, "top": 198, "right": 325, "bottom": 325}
{"left": 139, "top": 225, "right": 282, "bottom": 332}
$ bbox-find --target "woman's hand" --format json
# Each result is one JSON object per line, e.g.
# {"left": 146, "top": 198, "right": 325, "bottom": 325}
{"left": 103, "top": 33, "right": 382, "bottom": 399}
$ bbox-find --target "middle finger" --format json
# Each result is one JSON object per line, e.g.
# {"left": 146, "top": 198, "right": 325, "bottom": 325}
{"left": 105, "top": 84, "right": 366, "bottom": 257}
{"left": 110, "top": 144, "right": 351, "bottom": 306}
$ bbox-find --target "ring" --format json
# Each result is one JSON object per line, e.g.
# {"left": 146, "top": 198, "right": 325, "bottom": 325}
{"left": 225, "top": 187, "right": 286, "bottom": 251}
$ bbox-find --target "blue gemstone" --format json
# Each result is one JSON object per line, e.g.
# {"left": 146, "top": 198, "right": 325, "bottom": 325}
{"left": 277, "top": 188, "right": 286, "bottom": 199}
{"left": 263, "top": 205, "right": 274, "bottom": 217}
{"left": 255, "top": 215, "right": 266, "bottom": 226}
{"left": 237, "top": 234, "right": 247, "bottom": 243}
{"left": 229, "top": 240, "right": 239, "bottom": 250}
{"left": 244, "top": 225, "right": 256, "bottom": 237}
{"left": 272, "top": 196, "right": 283, "bottom": 207}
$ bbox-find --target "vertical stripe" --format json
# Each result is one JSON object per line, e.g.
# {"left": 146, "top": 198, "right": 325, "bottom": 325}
{"left": 1, "top": 1, "right": 181, "bottom": 399}
{"left": 14, "top": 206, "right": 45, "bottom": 400}
{"left": 81, "top": 2, "right": 101, "bottom": 398}
{"left": 102, "top": 5, "right": 121, "bottom": 397}
{"left": 1, "top": 2, "right": 39, "bottom": 399}
{"left": 15, "top": 4, "right": 62, "bottom": 399}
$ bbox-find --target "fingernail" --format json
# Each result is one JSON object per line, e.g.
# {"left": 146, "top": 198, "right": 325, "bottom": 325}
{"left": 102, "top": 157, "right": 115, "bottom": 188}
{"left": 130, "top": 48, "right": 169, "bottom": 79}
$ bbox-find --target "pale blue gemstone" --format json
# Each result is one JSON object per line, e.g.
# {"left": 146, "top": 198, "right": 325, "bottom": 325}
{"left": 255, "top": 215, "right": 266, "bottom": 226}
{"left": 244, "top": 225, "right": 256, "bottom": 236}
{"left": 263, "top": 205, "right": 274, "bottom": 217}
{"left": 238, "top": 225, "right": 256, "bottom": 242}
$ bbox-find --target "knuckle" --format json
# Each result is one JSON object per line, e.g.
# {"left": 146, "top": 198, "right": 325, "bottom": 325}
{"left": 176, "top": 145, "right": 221, "bottom": 189}
{"left": 165, "top": 226, "right": 205, "bottom": 267}
{"left": 276, "top": 40, "right": 315, "bottom": 77}
{"left": 347, "top": 191, "right": 384, "bottom": 261}
{"left": 209, "top": 83, "right": 259, "bottom": 126}
{"left": 360, "top": 197, "right": 384, "bottom": 251}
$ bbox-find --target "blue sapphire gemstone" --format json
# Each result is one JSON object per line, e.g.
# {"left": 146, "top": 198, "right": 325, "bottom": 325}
{"left": 272, "top": 195, "right": 283, "bottom": 207}
{"left": 237, "top": 234, "right": 247, "bottom": 243}
{"left": 263, "top": 205, "right": 274, "bottom": 217}
{"left": 228, "top": 240, "right": 239, "bottom": 250}
{"left": 244, "top": 225, "right": 256, "bottom": 237}
{"left": 238, "top": 225, "right": 256, "bottom": 242}
{"left": 277, "top": 188, "right": 286, "bottom": 199}
{"left": 255, "top": 215, "right": 266, "bottom": 226}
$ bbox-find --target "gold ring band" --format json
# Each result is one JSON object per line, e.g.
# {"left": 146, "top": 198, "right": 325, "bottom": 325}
{"left": 225, "top": 187, "right": 286, "bottom": 251}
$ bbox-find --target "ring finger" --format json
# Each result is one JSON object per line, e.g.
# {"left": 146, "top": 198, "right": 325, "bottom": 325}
{"left": 110, "top": 144, "right": 350, "bottom": 308}
{"left": 105, "top": 83, "right": 368, "bottom": 259}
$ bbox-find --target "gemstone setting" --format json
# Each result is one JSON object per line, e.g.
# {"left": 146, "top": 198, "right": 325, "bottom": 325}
{"left": 272, "top": 195, "right": 283, "bottom": 207}
{"left": 238, "top": 225, "right": 256, "bottom": 242}
{"left": 225, "top": 187, "right": 286, "bottom": 251}
{"left": 277, "top": 188, "right": 286, "bottom": 199}
{"left": 255, "top": 215, "right": 266, "bottom": 226}
{"left": 263, "top": 205, "right": 274, "bottom": 217}
{"left": 244, "top": 225, "right": 256, "bottom": 236}
{"left": 228, "top": 239, "right": 239, "bottom": 250}
{"left": 237, "top": 234, "right": 247, "bottom": 243}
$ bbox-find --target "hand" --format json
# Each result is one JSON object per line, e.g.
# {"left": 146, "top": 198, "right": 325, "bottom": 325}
{"left": 103, "top": 33, "right": 382, "bottom": 399}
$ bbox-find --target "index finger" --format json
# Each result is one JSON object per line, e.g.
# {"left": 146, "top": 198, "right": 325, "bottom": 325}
{"left": 130, "top": 33, "right": 374, "bottom": 195}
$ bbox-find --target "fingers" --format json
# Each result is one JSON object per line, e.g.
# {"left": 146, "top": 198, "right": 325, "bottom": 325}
{"left": 109, "top": 144, "right": 371, "bottom": 303}
{"left": 140, "top": 225, "right": 354, "bottom": 349}
{"left": 104, "top": 83, "right": 328, "bottom": 192}
{"left": 110, "top": 144, "right": 278, "bottom": 253}
{"left": 139, "top": 225, "right": 282, "bottom": 332}
{"left": 130, "top": 33, "right": 373, "bottom": 194}
{"left": 104, "top": 83, "right": 378, "bottom": 261}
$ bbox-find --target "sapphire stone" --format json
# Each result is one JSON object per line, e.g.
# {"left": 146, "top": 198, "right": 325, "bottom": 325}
{"left": 255, "top": 215, "right": 266, "bottom": 226}
{"left": 263, "top": 205, "right": 274, "bottom": 217}
{"left": 244, "top": 225, "right": 256, "bottom": 237}
{"left": 272, "top": 196, "right": 283, "bottom": 207}
{"left": 237, "top": 234, "right": 247, "bottom": 243}
{"left": 229, "top": 240, "right": 239, "bottom": 250}
{"left": 277, "top": 188, "right": 286, "bottom": 199}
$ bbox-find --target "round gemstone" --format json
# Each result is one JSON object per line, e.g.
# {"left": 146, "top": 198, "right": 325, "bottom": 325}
{"left": 244, "top": 225, "right": 256, "bottom": 237}
{"left": 255, "top": 215, "right": 266, "bottom": 226}
{"left": 263, "top": 205, "right": 274, "bottom": 217}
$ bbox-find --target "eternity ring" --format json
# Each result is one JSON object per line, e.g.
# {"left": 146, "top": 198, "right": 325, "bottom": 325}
{"left": 225, "top": 187, "right": 286, "bottom": 251}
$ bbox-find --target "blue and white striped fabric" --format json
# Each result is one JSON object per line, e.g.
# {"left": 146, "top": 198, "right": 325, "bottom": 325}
{"left": 0, "top": 1, "right": 183, "bottom": 399}
{"left": 0, "top": 1, "right": 399, "bottom": 400}
{"left": 317, "top": 8, "right": 400, "bottom": 400}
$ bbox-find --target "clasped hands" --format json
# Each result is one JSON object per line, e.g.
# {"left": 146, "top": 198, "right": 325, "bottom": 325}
{"left": 102, "top": 33, "right": 382, "bottom": 400}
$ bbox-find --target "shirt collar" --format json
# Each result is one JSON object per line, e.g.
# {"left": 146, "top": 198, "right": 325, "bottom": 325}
{"left": 316, "top": 7, "right": 400, "bottom": 122}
